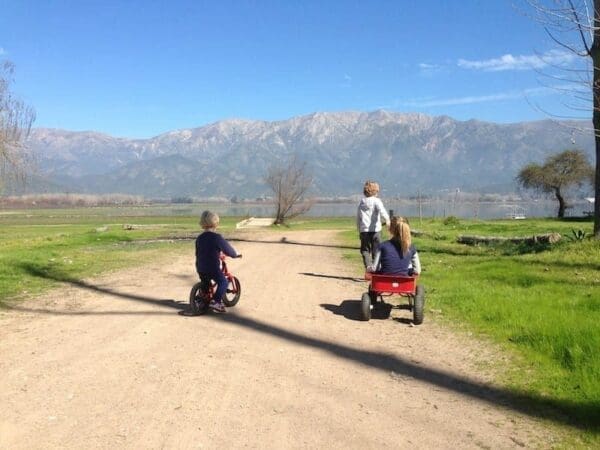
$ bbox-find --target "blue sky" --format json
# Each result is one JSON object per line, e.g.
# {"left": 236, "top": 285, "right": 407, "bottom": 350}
{"left": 0, "top": 0, "right": 588, "bottom": 138}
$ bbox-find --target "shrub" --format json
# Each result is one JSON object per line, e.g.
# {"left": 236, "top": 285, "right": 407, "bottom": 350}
{"left": 567, "top": 229, "right": 587, "bottom": 242}
{"left": 443, "top": 216, "right": 460, "bottom": 226}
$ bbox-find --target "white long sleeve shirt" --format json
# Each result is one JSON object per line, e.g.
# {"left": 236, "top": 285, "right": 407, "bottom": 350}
{"left": 356, "top": 196, "right": 390, "bottom": 233}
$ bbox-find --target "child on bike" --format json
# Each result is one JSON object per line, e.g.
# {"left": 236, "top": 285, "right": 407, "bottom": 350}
{"left": 356, "top": 180, "right": 390, "bottom": 269}
{"left": 367, "top": 216, "right": 421, "bottom": 276}
{"left": 195, "top": 210, "right": 240, "bottom": 313}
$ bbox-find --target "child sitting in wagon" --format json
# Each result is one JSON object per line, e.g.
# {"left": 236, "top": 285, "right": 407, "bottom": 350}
{"left": 367, "top": 216, "right": 421, "bottom": 276}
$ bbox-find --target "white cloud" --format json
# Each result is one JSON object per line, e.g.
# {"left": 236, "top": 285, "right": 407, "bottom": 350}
{"left": 400, "top": 86, "right": 566, "bottom": 108}
{"left": 340, "top": 73, "right": 352, "bottom": 88}
{"left": 457, "top": 50, "right": 576, "bottom": 71}
{"left": 0, "top": 47, "right": 6, "bottom": 56}
{"left": 418, "top": 62, "right": 443, "bottom": 76}
{"left": 402, "top": 93, "right": 517, "bottom": 108}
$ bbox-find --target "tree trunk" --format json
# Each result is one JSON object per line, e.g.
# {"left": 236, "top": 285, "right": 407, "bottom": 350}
{"left": 275, "top": 179, "right": 283, "bottom": 224}
{"left": 594, "top": 109, "right": 600, "bottom": 235}
{"left": 555, "top": 187, "right": 566, "bottom": 218}
{"left": 593, "top": 0, "right": 600, "bottom": 238}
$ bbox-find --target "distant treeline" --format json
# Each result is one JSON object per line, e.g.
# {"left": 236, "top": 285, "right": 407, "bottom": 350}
{"left": 0, "top": 193, "right": 145, "bottom": 208}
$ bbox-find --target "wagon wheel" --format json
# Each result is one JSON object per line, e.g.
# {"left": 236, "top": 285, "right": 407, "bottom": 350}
{"left": 369, "top": 289, "right": 378, "bottom": 305}
{"left": 361, "top": 292, "right": 372, "bottom": 321}
{"left": 413, "top": 285, "right": 425, "bottom": 325}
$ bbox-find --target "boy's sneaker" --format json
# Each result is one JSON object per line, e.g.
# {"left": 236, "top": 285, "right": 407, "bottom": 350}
{"left": 209, "top": 300, "right": 226, "bottom": 313}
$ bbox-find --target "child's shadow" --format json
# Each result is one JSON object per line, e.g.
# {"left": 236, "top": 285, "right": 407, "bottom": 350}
{"left": 320, "top": 300, "right": 392, "bottom": 321}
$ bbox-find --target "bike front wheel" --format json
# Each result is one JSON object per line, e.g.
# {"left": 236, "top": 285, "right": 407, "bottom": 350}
{"left": 223, "top": 276, "right": 241, "bottom": 307}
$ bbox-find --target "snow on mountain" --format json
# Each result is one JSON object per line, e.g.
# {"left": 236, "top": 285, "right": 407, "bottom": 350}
{"left": 25, "top": 111, "right": 595, "bottom": 198}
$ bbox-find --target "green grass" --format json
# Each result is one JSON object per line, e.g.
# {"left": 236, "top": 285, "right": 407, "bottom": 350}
{"left": 0, "top": 210, "right": 239, "bottom": 302}
{"left": 1, "top": 208, "right": 599, "bottom": 445}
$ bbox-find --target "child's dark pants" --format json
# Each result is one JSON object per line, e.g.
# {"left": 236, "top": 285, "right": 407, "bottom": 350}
{"left": 199, "top": 271, "right": 228, "bottom": 303}
{"left": 359, "top": 231, "right": 381, "bottom": 268}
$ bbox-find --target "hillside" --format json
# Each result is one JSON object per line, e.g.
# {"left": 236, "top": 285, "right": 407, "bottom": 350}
{"left": 24, "top": 110, "right": 595, "bottom": 198}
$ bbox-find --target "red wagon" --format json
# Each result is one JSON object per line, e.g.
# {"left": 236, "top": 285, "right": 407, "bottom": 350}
{"left": 361, "top": 273, "right": 425, "bottom": 324}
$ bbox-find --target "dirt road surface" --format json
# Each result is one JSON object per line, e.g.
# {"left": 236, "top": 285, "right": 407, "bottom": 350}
{"left": 1, "top": 230, "right": 553, "bottom": 449}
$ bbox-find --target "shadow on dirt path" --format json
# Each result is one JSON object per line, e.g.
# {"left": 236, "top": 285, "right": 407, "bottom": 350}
{"left": 11, "top": 261, "right": 599, "bottom": 433}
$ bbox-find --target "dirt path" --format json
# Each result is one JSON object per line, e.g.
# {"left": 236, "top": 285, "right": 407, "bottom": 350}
{"left": 1, "top": 230, "right": 553, "bottom": 449}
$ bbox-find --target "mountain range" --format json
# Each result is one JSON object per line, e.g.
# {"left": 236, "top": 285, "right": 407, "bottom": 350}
{"left": 22, "top": 110, "right": 595, "bottom": 199}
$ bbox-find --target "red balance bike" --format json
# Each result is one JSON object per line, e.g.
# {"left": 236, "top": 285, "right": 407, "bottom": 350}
{"left": 189, "top": 253, "right": 242, "bottom": 315}
{"left": 362, "top": 273, "right": 425, "bottom": 324}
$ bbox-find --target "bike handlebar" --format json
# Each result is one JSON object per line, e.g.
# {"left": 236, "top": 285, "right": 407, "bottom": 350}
{"left": 219, "top": 253, "right": 243, "bottom": 260}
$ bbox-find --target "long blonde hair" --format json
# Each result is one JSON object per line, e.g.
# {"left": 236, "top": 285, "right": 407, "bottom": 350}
{"left": 389, "top": 216, "right": 411, "bottom": 255}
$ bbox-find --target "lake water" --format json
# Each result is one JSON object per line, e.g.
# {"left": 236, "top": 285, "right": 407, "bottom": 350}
{"left": 162, "top": 200, "right": 592, "bottom": 219}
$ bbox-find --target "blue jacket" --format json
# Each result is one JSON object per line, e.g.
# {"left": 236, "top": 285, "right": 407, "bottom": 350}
{"left": 195, "top": 231, "right": 238, "bottom": 275}
{"left": 375, "top": 240, "right": 420, "bottom": 276}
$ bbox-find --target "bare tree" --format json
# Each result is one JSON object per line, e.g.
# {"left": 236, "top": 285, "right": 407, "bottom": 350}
{"left": 265, "top": 156, "right": 314, "bottom": 225}
{"left": 0, "top": 60, "right": 36, "bottom": 192}
{"left": 525, "top": 0, "right": 600, "bottom": 236}
{"left": 517, "top": 149, "right": 594, "bottom": 217}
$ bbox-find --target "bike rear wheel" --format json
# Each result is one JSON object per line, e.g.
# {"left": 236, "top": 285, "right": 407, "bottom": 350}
{"left": 189, "top": 282, "right": 210, "bottom": 315}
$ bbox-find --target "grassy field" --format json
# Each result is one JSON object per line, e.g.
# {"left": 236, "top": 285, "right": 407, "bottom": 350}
{"left": 1, "top": 207, "right": 598, "bottom": 445}
{"left": 0, "top": 208, "right": 237, "bottom": 301}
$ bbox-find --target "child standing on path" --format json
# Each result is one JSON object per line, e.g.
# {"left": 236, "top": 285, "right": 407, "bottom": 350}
{"left": 356, "top": 180, "right": 390, "bottom": 269}
{"left": 195, "top": 210, "right": 240, "bottom": 313}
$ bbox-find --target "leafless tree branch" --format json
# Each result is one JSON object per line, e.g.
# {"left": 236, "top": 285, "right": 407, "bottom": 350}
{"left": 0, "top": 60, "right": 36, "bottom": 192}
{"left": 524, "top": 0, "right": 600, "bottom": 236}
{"left": 264, "top": 156, "right": 314, "bottom": 225}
